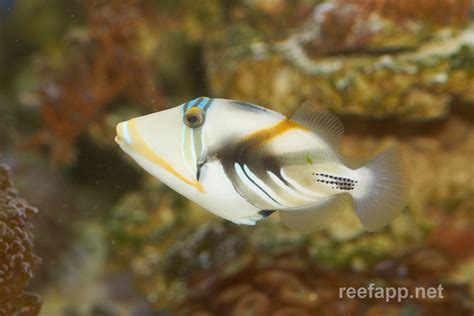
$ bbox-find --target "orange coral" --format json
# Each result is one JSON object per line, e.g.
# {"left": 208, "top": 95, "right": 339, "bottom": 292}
{"left": 38, "top": 0, "right": 163, "bottom": 163}
{"left": 0, "top": 165, "right": 42, "bottom": 316}
{"left": 429, "top": 222, "right": 474, "bottom": 259}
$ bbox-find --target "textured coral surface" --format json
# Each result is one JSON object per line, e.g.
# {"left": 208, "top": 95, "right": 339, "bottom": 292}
{"left": 0, "top": 165, "right": 42, "bottom": 316}
{"left": 37, "top": 0, "right": 162, "bottom": 164}
{"left": 173, "top": 249, "right": 472, "bottom": 316}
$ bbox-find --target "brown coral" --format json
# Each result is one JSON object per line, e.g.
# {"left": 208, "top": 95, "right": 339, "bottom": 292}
{"left": 172, "top": 249, "right": 472, "bottom": 315}
{"left": 312, "top": 0, "right": 473, "bottom": 55}
{"left": 354, "top": 0, "right": 472, "bottom": 25}
{"left": 0, "top": 165, "right": 42, "bottom": 316}
{"left": 38, "top": 0, "right": 163, "bottom": 163}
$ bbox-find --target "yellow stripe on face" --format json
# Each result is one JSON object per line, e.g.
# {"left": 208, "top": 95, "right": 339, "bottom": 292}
{"left": 128, "top": 119, "right": 205, "bottom": 193}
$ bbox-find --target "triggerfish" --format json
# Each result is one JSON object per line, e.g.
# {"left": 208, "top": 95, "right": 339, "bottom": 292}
{"left": 116, "top": 97, "right": 408, "bottom": 233}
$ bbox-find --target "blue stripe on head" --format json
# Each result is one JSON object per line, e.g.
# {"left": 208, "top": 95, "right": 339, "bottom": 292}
{"left": 195, "top": 97, "right": 207, "bottom": 109}
{"left": 200, "top": 97, "right": 213, "bottom": 111}
{"left": 183, "top": 97, "right": 201, "bottom": 113}
{"left": 182, "top": 102, "right": 189, "bottom": 114}
{"left": 183, "top": 97, "right": 214, "bottom": 114}
{"left": 188, "top": 97, "right": 201, "bottom": 108}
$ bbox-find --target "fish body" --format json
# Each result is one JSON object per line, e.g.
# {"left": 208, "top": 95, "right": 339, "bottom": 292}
{"left": 116, "top": 97, "right": 408, "bottom": 233}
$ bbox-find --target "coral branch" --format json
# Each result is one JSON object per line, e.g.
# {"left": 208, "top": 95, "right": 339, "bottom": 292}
{"left": 0, "top": 165, "right": 42, "bottom": 316}
{"left": 38, "top": 0, "right": 163, "bottom": 163}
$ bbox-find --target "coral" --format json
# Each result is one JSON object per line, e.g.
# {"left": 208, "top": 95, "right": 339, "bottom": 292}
{"left": 353, "top": 0, "right": 472, "bottom": 25}
{"left": 2, "top": 152, "right": 83, "bottom": 287}
{"left": 38, "top": 0, "right": 163, "bottom": 163}
{"left": 429, "top": 220, "right": 474, "bottom": 260}
{"left": 108, "top": 185, "right": 250, "bottom": 308}
{"left": 207, "top": 21, "right": 474, "bottom": 120}
{"left": 172, "top": 248, "right": 472, "bottom": 315}
{"left": 0, "top": 165, "right": 42, "bottom": 315}
{"left": 205, "top": 1, "right": 474, "bottom": 120}
{"left": 308, "top": 0, "right": 472, "bottom": 55}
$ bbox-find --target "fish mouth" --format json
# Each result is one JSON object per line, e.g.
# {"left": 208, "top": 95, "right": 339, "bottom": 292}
{"left": 115, "top": 135, "right": 123, "bottom": 146}
{"left": 115, "top": 119, "right": 205, "bottom": 193}
{"left": 115, "top": 121, "right": 131, "bottom": 147}
{"left": 115, "top": 122, "right": 123, "bottom": 146}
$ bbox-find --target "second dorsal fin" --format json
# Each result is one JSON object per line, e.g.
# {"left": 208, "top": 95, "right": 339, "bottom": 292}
{"left": 291, "top": 102, "right": 344, "bottom": 149}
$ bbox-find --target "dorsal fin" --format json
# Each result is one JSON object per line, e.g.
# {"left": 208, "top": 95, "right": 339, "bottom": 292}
{"left": 291, "top": 102, "right": 344, "bottom": 149}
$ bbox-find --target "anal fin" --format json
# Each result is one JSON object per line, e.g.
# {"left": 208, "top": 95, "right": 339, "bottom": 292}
{"left": 278, "top": 193, "right": 353, "bottom": 233}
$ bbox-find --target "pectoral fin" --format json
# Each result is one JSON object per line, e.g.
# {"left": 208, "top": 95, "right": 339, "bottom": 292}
{"left": 277, "top": 193, "right": 353, "bottom": 233}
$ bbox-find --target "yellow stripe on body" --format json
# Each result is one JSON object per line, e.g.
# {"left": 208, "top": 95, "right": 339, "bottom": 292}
{"left": 243, "top": 119, "right": 308, "bottom": 147}
{"left": 128, "top": 119, "right": 205, "bottom": 193}
{"left": 229, "top": 119, "right": 311, "bottom": 208}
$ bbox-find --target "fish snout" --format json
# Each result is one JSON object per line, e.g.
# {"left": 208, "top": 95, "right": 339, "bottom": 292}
{"left": 115, "top": 121, "right": 133, "bottom": 146}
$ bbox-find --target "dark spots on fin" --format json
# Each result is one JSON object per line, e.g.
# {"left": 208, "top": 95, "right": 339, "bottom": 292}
{"left": 259, "top": 210, "right": 275, "bottom": 218}
{"left": 313, "top": 172, "right": 356, "bottom": 191}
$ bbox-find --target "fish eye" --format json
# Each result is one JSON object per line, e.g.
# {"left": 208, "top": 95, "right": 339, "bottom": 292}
{"left": 184, "top": 107, "right": 205, "bottom": 128}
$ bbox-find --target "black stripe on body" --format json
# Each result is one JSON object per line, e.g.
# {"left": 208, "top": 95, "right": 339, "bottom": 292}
{"left": 240, "top": 164, "right": 282, "bottom": 206}
{"left": 258, "top": 210, "right": 275, "bottom": 218}
{"left": 261, "top": 153, "right": 323, "bottom": 201}
{"left": 216, "top": 124, "right": 322, "bottom": 209}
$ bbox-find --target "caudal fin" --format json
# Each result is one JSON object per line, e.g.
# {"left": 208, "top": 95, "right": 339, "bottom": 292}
{"left": 352, "top": 148, "right": 408, "bottom": 232}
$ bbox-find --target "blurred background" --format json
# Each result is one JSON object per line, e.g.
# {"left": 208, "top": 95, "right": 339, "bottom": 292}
{"left": 0, "top": 0, "right": 473, "bottom": 315}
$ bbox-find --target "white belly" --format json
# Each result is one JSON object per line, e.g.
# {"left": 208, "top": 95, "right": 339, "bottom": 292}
{"left": 197, "top": 160, "right": 262, "bottom": 225}
{"left": 126, "top": 149, "right": 261, "bottom": 225}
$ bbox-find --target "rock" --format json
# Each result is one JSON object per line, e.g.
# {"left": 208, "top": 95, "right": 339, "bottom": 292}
{"left": 204, "top": 1, "right": 474, "bottom": 121}
{"left": 173, "top": 248, "right": 472, "bottom": 315}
